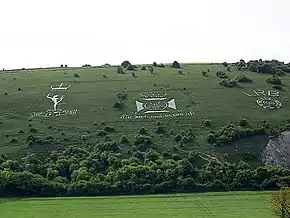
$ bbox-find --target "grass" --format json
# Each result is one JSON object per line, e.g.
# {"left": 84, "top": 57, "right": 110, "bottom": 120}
{"left": 0, "top": 191, "right": 275, "bottom": 218}
{"left": 0, "top": 64, "right": 290, "bottom": 160}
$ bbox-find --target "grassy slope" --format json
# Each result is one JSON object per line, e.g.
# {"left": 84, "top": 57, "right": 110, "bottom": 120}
{"left": 0, "top": 64, "right": 289, "bottom": 160}
{"left": 0, "top": 191, "right": 275, "bottom": 218}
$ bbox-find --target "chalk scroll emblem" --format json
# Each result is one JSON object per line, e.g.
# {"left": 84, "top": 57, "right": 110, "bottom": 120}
{"left": 120, "top": 92, "right": 195, "bottom": 120}
{"left": 29, "top": 83, "right": 78, "bottom": 119}
{"left": 243, "top": 89, "right": 282, "bottom": 110}
{"left": 135, "top": 92, "right": 177, "bottom": 114}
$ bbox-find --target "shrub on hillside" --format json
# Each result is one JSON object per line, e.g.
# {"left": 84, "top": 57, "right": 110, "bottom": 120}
{"left": 204, "top": 119, "right": 212, "bottom": 127}
{"left": 172, "top": 61, "right": 180, "bottom": 68}
{"left": 74, "top": 73, "right": 80, "bottom": 78}
{"left": 272, "top": 85, "right": 283, "bottom": 90}
{"left": 227, "top": 66, "right": 231, "bottom": 72}
{"left": 132, "top": 72, "right": 137, "bottom": 78}
{"left": 113, "top": 101, "right": 124, "bottom": 110}
{"left": 216, "top": 71, "right": 228, "bottom": 79}
{"left": 234, "top": 74, "right": 252, "bottom": 83}
{"left": 17, "top": 88, "right": 22, "bottom": 91}
{"left": 202, "top": 71, "right": 208, "bottom": 77}
{"left": 141, "top": 66, "right": 146, "bottom": 70}
{"left": 158, "top": 63, "right": 165, "bottom": 68}
{"left": 134, "top": 134, "right": 152, "bottom": 151}
{"left": 139, "top": 127, "right": 148, "bottom": 135}
{"left": 238, "top": 118, "right": 249, "bottom": 127}
{"left": 29, "top": 128, "right": 38, "bottom": 134}
{"left": 156, "top": 126, "right": 166, "bottom": 134}
{"left": 97, "top": 130, "right": 107, "bottom": 137}
{"left": 117, "top": 66, "right": 124, "bottom": 74}
{"left": 103, "top": 125, "right": 115, "bottom": 133}
{"left": 117, "top": 92, "right": 127, "bottom": 100}
{"left": 121, "top": 60, "right": 131, "bottom": 68}
{"left": 4, "top": 92, "right": 8, "bottom": 95}
{"left": 120, "top": 135, "right": 129, "bottom": 144}
{"left": 266, "top": 76, "right": 281, "bottom": 85}
{"left": 82, "top": 64, "right": 91, "bottom": 67}
{"left": 222, "top": 62, "right": 229, "bottom": 67}
{"left": 219, "top": 79, "right": 238, "bottom": 88}
{"left": 153, "top": 62, "right": 157, "bottom": 67}
{"left": 127, "top": 64, "right": 136, "bottom": 71}
{"left": 174, "top": 134, "right": 182, "bottom": 142}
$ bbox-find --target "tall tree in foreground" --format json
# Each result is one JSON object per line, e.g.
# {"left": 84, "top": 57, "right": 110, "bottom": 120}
{"left": 270, "top": 187, "right": 290, "bottom": 218}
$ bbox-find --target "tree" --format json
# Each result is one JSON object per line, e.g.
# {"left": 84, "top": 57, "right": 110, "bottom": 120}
{"left": 270, "top": 187, "right": 290, "bottom": 218}
{"left": 121, "top": 60, "right": 131, "bottom": 68}
{"left": 172, "top": 61, "right": 180, "bottom": 68}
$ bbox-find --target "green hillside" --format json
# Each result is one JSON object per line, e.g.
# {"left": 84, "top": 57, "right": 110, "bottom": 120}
{"left": 0, "top": 62, "right": 289, "bottom": 161}
{"left": 0, "top": 191, "right": 275, "bottom": 218}
{"left": 0, "top": 60, "right": 290, "bottom": 198}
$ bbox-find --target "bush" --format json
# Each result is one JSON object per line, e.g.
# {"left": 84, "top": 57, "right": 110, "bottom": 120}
{"left": 121, "top": 60, "right": 131, "bottom": 68}
{"left": 172, "top": 61, "right": 180, "bottom": 68}
{"left": 127, "top": 64, "right": 136, "bottom": 71}
{"left": 74, "top": 73, "right": 80, "bottom": 78}
{"left": 139, "top": 127, "right": 148, "bottom": 135}
{"left": 117, "top": 66, "right": 124, "bottom": 74}
{"left": 29, "top": 128, "right": 38, "bottom": 133}
{"left": 242, "top": 152, "right": 256, "bottom": 161}
{"left": 153, "top": 62, "right": 157, "bottom": 67}
{"left": 219, "top": 79, "right": 238, "bottom": 88}
{"left": 156, "top": 126, "right": 166, "bottom": 134}
{"left": 266, "top": 76, "right": 281, "bottom": 85}
{"left": 132, "top": 72, "right": 137, "bottom": 78}
{"left": 222, "top": 62, "right": 229, "bottom": 67}
{"left": 120, "top": 135, "right": 129, "bottom": 143}
{"left": 216, "top": 71, "right": 228, "bottom": 79}
{"left": 97, "top": 130, "right": 107, "bottom": 137}
{"left": 149, "top": 67, "right": 154, "bottom": 74}
{"left": 227, "top": 66, "right": 231, "bottom": 72}
{"left": 9, "top": 138, "right": 18, "bottom": 144}
{"left": 141, "top": 66, "right": 146, "bottom": 70}
{"left": 82, "top": 64, "right": 91, "bottom": 67}
{"left": 4, "top": 92, "right": 8, "bottom": 96}
{"left": 113, "top": 101, "right": 124, "bottom": 110}
{"left": 17, "top": 88, "right": 22, "bottom": 91}
{"left": 134, "top": 135, "right": 152, "bottom": 151}
{"left": 18, "top": 130, "right": 25, "bottom": 134}
{"left": 272, "top": 85, "right": 283, "bottom": 90}
{"left": 60, "top": 64, "right": 63, "bottom": 67}
{"left": 204, "top": 119, "right": 212, "bottom": 127}
{"left": 202, "top": 71, "right": 208, "bottom": 77}
{"left": 103, "top": 125, "right": 115, "bottom": 133}
{"left": 234, "top": 75, "right": 252, "bottom": 83}
{"left": 238, "top": 118, "right": 248, "bottom": 127}
{"left": 207, "top": 133, "right": 217, "bottom": 144}
{"left": 174, "top": 134, "right": 182, "bottom": 142}
{"left": 158, "top": 63, "right": 165, "bottom": 68}
{"left": 117, "top": 92, "right": 127, "bottom": 100}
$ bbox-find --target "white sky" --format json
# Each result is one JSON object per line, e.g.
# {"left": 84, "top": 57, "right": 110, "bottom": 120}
{"left": 0, "top": 0, "right": 290, "bottom": 69}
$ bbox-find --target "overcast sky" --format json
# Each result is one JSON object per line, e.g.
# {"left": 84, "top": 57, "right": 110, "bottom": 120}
{"left": 0, "top": 0, "right": 289, "bottom": 69}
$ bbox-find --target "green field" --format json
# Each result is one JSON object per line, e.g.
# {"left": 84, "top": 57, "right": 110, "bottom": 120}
{"left": 0, "top": 191, "right": 275, "bottom": 218}
{"left": 0, "top": 63, "right": 289, "bottom": 161}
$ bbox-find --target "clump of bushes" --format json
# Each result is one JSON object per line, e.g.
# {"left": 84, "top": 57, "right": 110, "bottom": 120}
{"left": 18, "top": 130, "right": 25, "bottom": 134}
{"left": 104, "top": 125, "right": 115, "bottom": 133}
{"left": 120, "top": 135, "right": 129, "bottom": 144}
{"left": 82, "top": 64, "right": 91, "bottom": 67}
{"left": 219, "top": 79, "right": 238, "bottom": 88}
{"left": 174, "top": 134, "right": 182, "bottom": 142}
{"left": 29, "top": 128, "right": 38, "bottom": 133}
{"left": 152, "top": 62, "right": 157, "bottom": 67}
{"left": 272, "top": 85, "right": 283, "bottom": 90}
{"left": 202, "top": 71, "right": 208, "bottom": 77}
{"left": 121, "top": 60, "right": 131, "bottom": 68}
{"left": 238, "top": 118, "right": 249, "bottom": 127}
{"left": 134, "top": 134, "right": 152, "bottom": 151}
{"left": 172, "top": 61, "right": 180, "bottom": 68}
{"left": 9, "top": 138, "right": 18, "bottom": 144}
{"left": 156, "top": 126, "right": 166, "bottom": 134}
{"left": 206, "top": 123, "right": 266, "bottom": 146}
{"left": 117, "top": 92, "right": 127, "bottom": 100}
{"left": 139, "top": 127, "right": 148, "bottom": 135}
{"left": 132, "top": 72, "right": 137, "bottom": 78}
{"left": 141, "top": 66, "right": 146, "bottom": 70}
{"left": 216, "top": 71, "right": 228, "bottom": 79}
{"left": 17, "top": 88, "right": 22, "bottom": 91}
{"left": 266, "top": 76, "right": 281, "bottom": 85}
{"left": 74, "top": 73, "right": 80, "bottom": 78}
{"left": 113, "top": 101, "right": 124, "bottom": 110}
{"left": 158, "top": 63, "right": 165, "bottom": 68}
{"left": 4, "top": 92, "right": 8, "bottom": 96}
{"left": 222, "top": 62, "right": 229, "bottom": 67}
{"left": 127, "top": 64, "right": 136, "bottom": 71}
{"left": 234, "top": 74, "right": 252, "bottom": 83}
{"left": 204, "top": 119, "right": 212, "bottom": 127}
{"left": 117, "top": 66, "right": 124, "bottom": 74}
{"left": 97, "top": 130, "right": 107, "bottom": 137}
